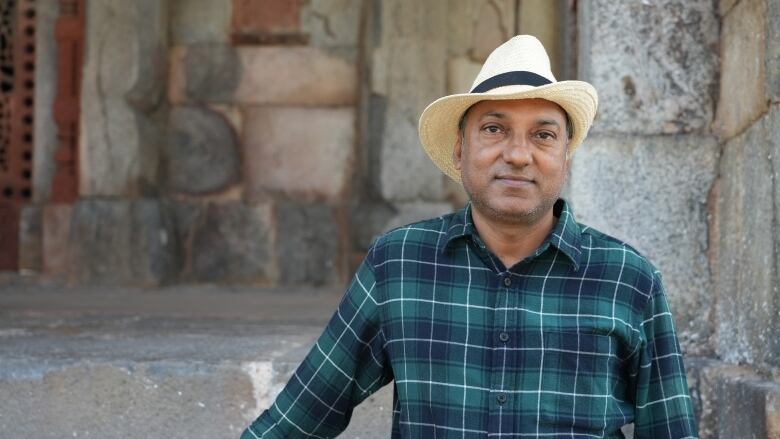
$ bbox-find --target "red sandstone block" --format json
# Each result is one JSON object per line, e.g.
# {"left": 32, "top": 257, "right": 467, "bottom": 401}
{"left": 231, "top": 0, "right": 304, "bottom": 44}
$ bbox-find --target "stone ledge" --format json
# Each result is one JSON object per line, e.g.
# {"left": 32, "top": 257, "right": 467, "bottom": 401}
{"left": 687, "top": 357, "right": 780, "bottom": 439}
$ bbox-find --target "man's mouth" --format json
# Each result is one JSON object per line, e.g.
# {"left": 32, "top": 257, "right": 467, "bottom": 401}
{"left": 495, "top": 174, "right": 535, "bottom": 187}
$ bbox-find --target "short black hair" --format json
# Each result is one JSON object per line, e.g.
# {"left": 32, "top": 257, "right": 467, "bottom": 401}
{"left": 457, "top": 103, "right": 573, "bottom": 141}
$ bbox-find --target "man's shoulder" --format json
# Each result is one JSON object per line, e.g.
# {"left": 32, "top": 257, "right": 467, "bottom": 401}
{"left": 576, "top": 222, "right": 662, "bottom": 285}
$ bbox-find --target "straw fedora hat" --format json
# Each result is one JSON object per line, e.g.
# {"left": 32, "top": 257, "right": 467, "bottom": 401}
{"left": 418, "top": 35, "right": 598, "bottom": 182}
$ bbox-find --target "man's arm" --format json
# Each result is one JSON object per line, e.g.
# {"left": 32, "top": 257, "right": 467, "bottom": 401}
{"left": 241, "top": 256, "right": 392, "bottom": 438}
{"left": 631, "top": 272, "right": 698, "bottom": 438}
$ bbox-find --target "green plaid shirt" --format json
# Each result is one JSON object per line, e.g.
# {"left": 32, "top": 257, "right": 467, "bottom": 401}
{"left": 242, "top": 199, "right": 697, "bottom": 438}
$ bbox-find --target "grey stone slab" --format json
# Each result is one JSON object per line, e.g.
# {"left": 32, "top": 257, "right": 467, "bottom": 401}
{"left": 372, "top": 0, "right": 449, "bottom": 201}
{"left": 713, "top": 0, "right": 768, "bottom": 140}
{"left": 18, "top": 204, "right": 42, "bottom": 273}
{"left": 381, "top": 201, "right": 453, "bottom": 232}
{"left": 170, "top": 0, "right": 230, "bottom": 44}
{"left": 67, "top": 199, "right": 180, "bottom": 286}
{"left": 714, "top": 372, "right": 780, "bottom": 438}
{"left": 243, "top": 107, "right": 355, "bottom": 201}
{"left": 767, "top": 0, "right": 780, "bottom": 103}
{"left": 189, "top": 202, "right": 277, "bottom": 284}
{"left": 714, "top": 108, "right": 779, "bottom": 367}
{"left": 180, "top": 44, "right": 242, "bottom": 103}
{"left": 301, "top": 0, "right": 362, "bottom": 51}
{"left": 167, "top": 106, "right": 240, "bottom": 195}
{"left": 569, "top": 134, "right": 719, "bottom": 356}
{"left": 276, "top": 201, "right": 342, "bottom": 286}
{"left": 80, "top": 0, "right": 168, "bottom": 196}
{"left": 32, "top": 0, "right": 59, "bottom": 203}
{"left": 578, "top": 0, "right": 718, "bottom": 135}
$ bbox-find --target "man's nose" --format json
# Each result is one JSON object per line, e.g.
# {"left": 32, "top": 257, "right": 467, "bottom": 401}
{"left": 502, "top": 132, "right": 533, "bottom": 166}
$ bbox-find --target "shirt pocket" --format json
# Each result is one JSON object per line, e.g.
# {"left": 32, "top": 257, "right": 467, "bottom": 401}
{"left": 536, "top": 331, "right": 619, "bottom": 430}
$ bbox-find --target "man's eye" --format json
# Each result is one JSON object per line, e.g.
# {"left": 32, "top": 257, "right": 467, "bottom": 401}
{"left": 482, "top": 125, "right": 502, "bottom": 134}
{"left": 535, "top": 131, "right": 556, "bottom": 140}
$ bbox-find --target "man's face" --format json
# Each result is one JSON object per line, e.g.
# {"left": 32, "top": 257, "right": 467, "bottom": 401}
{"left": 453, "top": 98, "right": 570, "bottom": 225}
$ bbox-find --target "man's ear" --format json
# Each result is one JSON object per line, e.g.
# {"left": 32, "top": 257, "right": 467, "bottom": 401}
{"left": 453, "top": 135, "right": 463, "bottom": 171}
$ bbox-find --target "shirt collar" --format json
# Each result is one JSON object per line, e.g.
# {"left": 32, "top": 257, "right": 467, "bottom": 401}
{"left": 441, "top": 199, "right": 582, "bottom": 270}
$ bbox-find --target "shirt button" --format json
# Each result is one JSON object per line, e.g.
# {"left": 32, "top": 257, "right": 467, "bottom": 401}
{"left": 499, "top": 332, "right": 510, "bottom": 342}
{"left": 503, "top": 277, "right": 512, "bottom": 287}
{"left": 496, "top": 393, "right": 508, "bottom": 404}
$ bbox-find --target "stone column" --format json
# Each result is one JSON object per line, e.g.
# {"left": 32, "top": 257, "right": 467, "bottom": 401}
{"left": 63, "top": 0, "right": 178, "bottom": 285}
{"left": 79, "top": 0, "right": 168, "bottom": 197}
{"left": 569, "top": 0, "right": 720, "bottom": 355}
{"left": 711, "top": 0, "right": 780, "bottom": 369}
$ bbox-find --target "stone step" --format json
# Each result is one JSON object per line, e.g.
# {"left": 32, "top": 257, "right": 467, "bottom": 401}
{"left": 0, "top": 283, "right": 393, "bottom": 438}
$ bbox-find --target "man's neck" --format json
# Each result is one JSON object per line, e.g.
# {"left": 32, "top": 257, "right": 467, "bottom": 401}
{"left": 470, "top": 206, "right": 557, "bottom": 270}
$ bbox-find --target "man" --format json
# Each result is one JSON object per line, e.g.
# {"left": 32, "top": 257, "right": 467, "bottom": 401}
{"left": 242, "top": 35, "right": 697, "bottom": 438}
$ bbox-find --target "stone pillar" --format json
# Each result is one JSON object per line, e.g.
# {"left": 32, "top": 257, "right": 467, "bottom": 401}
{"left": 79, "top": 0, "right": 168, "bottom": 197}
{"left": 62, "top": 0, "right": 176, "bottom": 285}
{"left": 32, "top": 0, "right": 59, "bottom": 203}
{"left": 570, "top": 0, "right": 720, "bottom": 355}
{"left": 370, "top": 0, "right": 449, "bottom": 203}
{"left": 711, "top": 0, "right": 780, "bottom": 369}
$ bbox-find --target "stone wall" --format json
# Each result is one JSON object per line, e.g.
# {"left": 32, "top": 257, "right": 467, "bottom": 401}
{"left": 28, "top": 0, "right": 539, "bottom": 286}
{"left": 571, "top": 0, "right": 780, "bottom": 437}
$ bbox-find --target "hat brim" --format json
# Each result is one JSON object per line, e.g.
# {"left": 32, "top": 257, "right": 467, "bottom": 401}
{"left": 418, "top": 80, "right": 598, "bottom": 182}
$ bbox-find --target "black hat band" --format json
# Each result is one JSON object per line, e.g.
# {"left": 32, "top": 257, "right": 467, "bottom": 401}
{"left": 470, "top": 71, "right": 552, "bottom": 93}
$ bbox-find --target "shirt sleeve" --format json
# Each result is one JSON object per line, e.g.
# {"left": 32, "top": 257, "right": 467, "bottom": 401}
{"left": 240, "top": 254, "right": 392, "bottom": 439}
{"left": 631, "top": 272, "right": 698, "bottom": 438}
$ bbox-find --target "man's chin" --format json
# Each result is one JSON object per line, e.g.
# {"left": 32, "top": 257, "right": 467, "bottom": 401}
{"left": 473, "top": 199, "right": 549, "bottom": 224}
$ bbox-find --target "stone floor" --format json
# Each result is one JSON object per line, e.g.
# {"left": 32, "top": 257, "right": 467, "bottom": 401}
{"left": 0, "top": 277, "right": 393, "bottom": 438}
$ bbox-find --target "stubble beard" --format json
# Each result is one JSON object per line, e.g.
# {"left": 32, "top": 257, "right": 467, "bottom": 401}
{"left": 462, "top": 171, "right": 563, "bottom": 226}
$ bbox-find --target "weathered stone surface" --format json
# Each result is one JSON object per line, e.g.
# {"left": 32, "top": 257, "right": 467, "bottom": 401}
{"left": 67, "top": 199, "right": 179, "bottom": 285}
{"left": 187, "top": 202, "right": 276, "bottom": 284}
{"left": 684, "top": 358, "right": 773, "bottom": 439}
{"left": 80, "top": 0, "right": 168, "bottom": 196}
{"left": 767, "top": 0, "right": 780, "bottom": 103}
{"left": 170, "top": 0, "right": 230, "bottom": 44}
{"left": 715, "top": 372, "right": 780, "bottom": 438}
{"left": 382, "top": 202, "right": 453, "bottom": 232}
{"left": 349, "top": 200, "right": 397, "bottom": 252}
{"left": 578, "top": 0, "right": 718, "bottom": 134}
{"left": 276, "top": 201, "right": 342, "bottom": 286}
{"left": 41, "top": 204, "right": 72, "bottom": 277}
{"left": 167, "top": 106, "right": 240, "bottom": 195}
{"left": 244, "top": 107, "right": 355, "bottom": 201}
{"left": 18, "top": 205, "right": 42, "bottom": 273}
{"left": 569, "top": 134, "right": 719, "bottom": 355}
{"left": 765, "top": 105, "right": 780, "bottom": 366}
{"left": 169, "top": 46, "right": 356, "bottom": 105}
{"left": 169, "top": 45, "right": 241, "bottom": 104}
{"left": 231, "top": 0, "right": 303, "bottom": 42}
{"left": 446, "top": 0, "right": 516, "bottom": 61}
{"left": 372, "top": 0, "right": 451, "bottom": 202}
{"left": 720, "top": 0, "right": 740, "bottom": 16}
{"left": 447, "top": 56, "right": 482, "bottom": 94}
{"left": 32, "top": 0, "right": 59, "bottom": 203}
{"left": 714, "top": 108, "right": 780, "bottom": 367}
{"left": 301, "top": 0, "right": 362, "bottom": 52}
{"left": 518, "top": 0, "right": 559, "bottom": 75}
{"left": 713, "top": 0, "right": 768, "bottom": 141}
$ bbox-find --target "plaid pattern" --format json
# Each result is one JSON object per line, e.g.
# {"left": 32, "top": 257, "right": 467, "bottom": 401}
{"left": 242, "top": 199, "right": 697, "bottom": 438}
